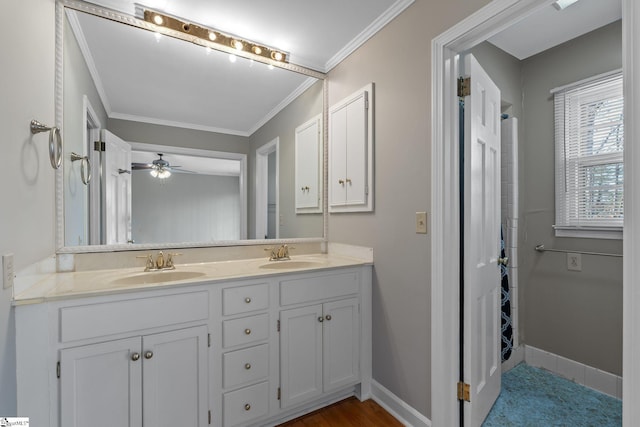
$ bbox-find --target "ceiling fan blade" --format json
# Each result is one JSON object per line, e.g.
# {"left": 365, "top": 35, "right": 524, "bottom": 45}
{"left": 169, "top": 168, "right": 199, "bottom": 174}
{"left": 131, "top": 162, "right": 154, "bottom": 170}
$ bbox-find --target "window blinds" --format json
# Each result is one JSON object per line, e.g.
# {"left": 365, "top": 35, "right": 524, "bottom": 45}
{"left": 554, "top": 71, "right": 624, "bottom": 228}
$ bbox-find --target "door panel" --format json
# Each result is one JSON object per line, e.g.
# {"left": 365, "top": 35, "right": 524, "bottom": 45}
{"left": 323, "top": 298, "right": 360, "bottom": 392}
{"left": 60, "top": 337, "right": 142, "bottom": 427}
{"left": 462, "top": 54, "right": 502, "bottom": 427}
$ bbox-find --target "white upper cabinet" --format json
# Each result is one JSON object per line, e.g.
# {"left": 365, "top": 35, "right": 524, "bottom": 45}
{"left": 295, "top": 114, "right": 323, "bottom": 213}
{"left": 329, "top": 83, "right": 374, "bottom": 213}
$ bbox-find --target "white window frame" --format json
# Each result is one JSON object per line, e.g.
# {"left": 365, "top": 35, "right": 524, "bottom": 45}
{"left": 553, "top": 69, "right": 624, "bottom": 240}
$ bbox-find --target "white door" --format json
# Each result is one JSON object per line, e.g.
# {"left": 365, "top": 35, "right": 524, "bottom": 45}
{"left": 462, "top": 54, "right": 502, "bottom": 427}
{"left": 280, "top": 304, "right": 323, "bottom": 408}
{"left": 323, "top": 298, "right": 360, "bottom": 392}
{"left": 101, "top": 130, "right": 132, "bottom": 244}
{"left": 142, "top": 326, "right": 208, "bottom": 427}
{"left": 60, "top": 337, "right": 142, "bottom": 427}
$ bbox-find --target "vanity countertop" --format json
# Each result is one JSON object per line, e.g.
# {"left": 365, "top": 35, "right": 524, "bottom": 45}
{"left": 13, "top": 253, "right": 371, "bottom": 305}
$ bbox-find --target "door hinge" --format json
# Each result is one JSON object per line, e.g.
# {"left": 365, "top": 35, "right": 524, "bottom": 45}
{"left": 365, "top": 98, "right": 369, "bottom": 110}
{"left": 457, "top": 381, "right": 470, "bottom": 402}
{"left": 277, "top": 387, "right": 281, "bottom": 400}
{"left": 277, "top": 319, "right": 280, "bottom": 332}
{"left": 94, "top": 141, "right": 105, "bottom": 152}
{"left": 457, "top": 77, "right": 471, "bottom": 97}
{"left": 56, "top": 361, "right": 61, "bottom": 379}
{"left": 208, "top": 410, "right": 211, "bottom": 424}
{"left": 208, "top": 333, "right": 211, "bottom": 348}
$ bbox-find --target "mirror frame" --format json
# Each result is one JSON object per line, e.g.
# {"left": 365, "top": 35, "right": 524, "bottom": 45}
{"left": 55, "top": 0, "right": 328, "bottom": 253}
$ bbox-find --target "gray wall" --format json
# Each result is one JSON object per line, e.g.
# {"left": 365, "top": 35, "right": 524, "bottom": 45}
{"left": 63, "top": 15, "right": 109, "bottom": 246}
{"left": 249, "top": 80, "right": 323, "bottom": 239}
{"left": 520, "top": 21, "right": 623, "bottom": 375}
{"left": 327, "top": 0, "right": 491, "bottom": 416}
{"left": 1, "top": 0, "right": 57, "bottom": 414}
{"left": 132, "top": 173, "right": 240, "bottom": 243}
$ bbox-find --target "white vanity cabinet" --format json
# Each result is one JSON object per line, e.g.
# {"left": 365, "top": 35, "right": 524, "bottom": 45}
{"left": 60, "top": 326, "right": 208, "bottom": 427}
{"left": 278, "top": 270, "right": 366, "bottom": 410}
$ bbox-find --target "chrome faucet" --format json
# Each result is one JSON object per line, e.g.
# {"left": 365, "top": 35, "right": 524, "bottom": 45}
{"left": 266, "top": 244, "right": 292, "bottom": 261}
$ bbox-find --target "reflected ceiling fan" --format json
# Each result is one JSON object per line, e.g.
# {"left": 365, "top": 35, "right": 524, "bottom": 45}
{"left": 131, "top": 153, "right": 195, "bottom": 179}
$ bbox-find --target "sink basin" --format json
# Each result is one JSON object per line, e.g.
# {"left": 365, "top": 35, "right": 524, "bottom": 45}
{"left": 259, "top": 260, "right": 323, "bottom": 270}
{"left": 110, "top": 270, "right": 206, "bottom": 286}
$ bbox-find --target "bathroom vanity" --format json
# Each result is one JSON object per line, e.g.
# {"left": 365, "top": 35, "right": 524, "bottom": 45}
{"left": 14, "top": 254, "right": 372, "bottom": 427}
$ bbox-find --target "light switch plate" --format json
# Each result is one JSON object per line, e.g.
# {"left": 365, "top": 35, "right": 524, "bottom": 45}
{"left": 567, "top": 252, "right": 582, "bottom": 271}
{"left": 3, "top": 253, "right": 14, "bottom": 289}
{"left": 416, "top": 212, "right": 428, "bottom": 234}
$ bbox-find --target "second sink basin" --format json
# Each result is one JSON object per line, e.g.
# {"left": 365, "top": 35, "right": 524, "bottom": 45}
{"left": 110, "top": 270, "right": 206, "bottom": 286}
{"left": 259, "top": 260, "right": 323, "bottom": 270}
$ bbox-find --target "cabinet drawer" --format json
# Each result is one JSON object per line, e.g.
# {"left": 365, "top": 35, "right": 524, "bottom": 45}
{"left": 223, "top": 344, "right": 269, "bottom": 389}
{"left": 223, "top": 381, "right": 269, "bottom": 427}
{"left": 280, "top": 271, "right": 359, "bottom": 306}
{"left": 60, "top": 291, "right": 209, "bottom": 343}
{"left": 222, "top": 314, "right": 269, "bottom": 348}
{"left": 222, "top": 283, "right": 269, "bottom": 316}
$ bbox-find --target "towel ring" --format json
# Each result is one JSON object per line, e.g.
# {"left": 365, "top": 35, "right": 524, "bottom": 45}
{"left": 30, "top": 120, "right": 63, "bottom": 170}
{"left": 70, "top": 152, "right": 92, "bottom": 185}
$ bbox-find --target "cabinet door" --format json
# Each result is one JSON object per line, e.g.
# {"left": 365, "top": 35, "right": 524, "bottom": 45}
{"left": 329, "top": 105, "right": 348, "bottom": 207}
{"left": 142, "top": 326, "right": 208, "bottom": 427}
{"left": 60, "top": 337, "right": 142, "bottom": 427}
{"left": 295, "top": 115, "right": 322, "bottom": 212}
{"left": 280, "top": 304, "right": 323, "bottom": 408}
{"left": 344, "top": 94, "right": 368, "bottom": 206}
{"left": 323, "top": 298, "right": 360, "bottom": 392}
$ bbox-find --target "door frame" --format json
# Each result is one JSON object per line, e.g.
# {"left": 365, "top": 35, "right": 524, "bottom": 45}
{"left": 255, "top": 138, "right": 279, "bottom": 239}
{"left": 83, "top": 95, "right": 102, "bottom": 245}
{"left": 430, "top": 0, "right": 639, "bottom": 425}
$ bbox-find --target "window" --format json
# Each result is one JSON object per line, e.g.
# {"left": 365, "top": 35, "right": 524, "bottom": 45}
{"left": 553, "top": 70, "right": 623, "bottom": 239}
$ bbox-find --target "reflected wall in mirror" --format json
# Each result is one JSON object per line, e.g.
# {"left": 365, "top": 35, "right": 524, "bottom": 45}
{"left": 61, "top": 4, "right": 325, "bottom": 249}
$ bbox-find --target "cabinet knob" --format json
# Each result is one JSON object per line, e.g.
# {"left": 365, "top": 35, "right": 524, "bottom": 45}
{"left": 325, "top": 314, "right": 332, "bottom": 321}
{"left": 345, "top": 178, "right": 352, "bottom": 184}
{"left": 131, "top": 352, "right": 140, "bottom": 361}
{"left": 244, "top": 403, "right": 251, "bottom": 411}
{"left": 245, "top": 297, "right": 252, "bottom": 304}
{"left": 144, "top": 351, "right": 154, "bottom": 359}
{"left": 318, "top": 316, "right": 324, "bottom": 323}
{"left": 338, "top": 179, "right": 345, "bottom": 185}
{"left": 244, "top": 328, "right": 252, "bottom": 335}
{"left": 245, "top": 363, "right": 251, "bottom": 370}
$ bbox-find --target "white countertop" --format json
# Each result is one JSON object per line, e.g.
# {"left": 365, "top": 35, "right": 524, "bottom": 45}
{"left": 13, "top": 253, "right": 371, "bottom": 305}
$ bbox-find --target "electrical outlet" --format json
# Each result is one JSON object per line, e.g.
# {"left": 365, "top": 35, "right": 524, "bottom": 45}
{"left": 416, "top": 212, "right": 428, "bottom": 234}
{"left": 3, "top": 253, "right": 14, "bottom": 289}
{"left": 567, "top": 252, "right": 582, "bottom": 272}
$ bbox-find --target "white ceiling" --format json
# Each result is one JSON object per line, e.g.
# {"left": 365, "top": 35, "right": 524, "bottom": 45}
{"left": 488, "top": 0, "right": 621, "bottom": 60}
{"left": 66, "top": 0, "right": 413, "bottom": 137}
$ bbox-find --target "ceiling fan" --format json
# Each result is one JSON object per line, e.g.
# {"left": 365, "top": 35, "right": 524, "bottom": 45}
{"left": 131, "top": 153, "right": 193, "bottom": 179}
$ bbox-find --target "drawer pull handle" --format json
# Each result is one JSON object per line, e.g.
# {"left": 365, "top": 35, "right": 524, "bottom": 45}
{"left": 131, "top": 352, "right": 140, "bottom": 361}
{"left": 245, "top": 363, "right": 251, "bottom": 370}
{"left": 244, "top": 403, "right": 251, "bottom": 411}
{"left": 325, "top": 314, "right": 332, "bottom": 321}
{"left": 244, "top": 328, "right": 252, "bottom": 335}
{"left": 145, "top": 351, "right": 154, "bottom": 359}
{"left": 245, "top": 297, "right": 252, "bottom": 303}
{"left": 318, "top": 316, "right": 324, "bottom": 323}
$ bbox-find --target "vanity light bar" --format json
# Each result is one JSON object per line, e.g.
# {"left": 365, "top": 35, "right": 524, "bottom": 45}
{"left": 141, "top": 9, "right": 289, "bottom": 64}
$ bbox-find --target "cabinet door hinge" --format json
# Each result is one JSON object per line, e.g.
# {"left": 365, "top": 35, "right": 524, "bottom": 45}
{"left": 208, "top": 333, "right": 211, "bottom": 348}
{"left": 457, "top": 77, "right": 471, "bottom": 98}
{"left": 94, "top": 141, "right": 105, "bottom": 152}
{"left": 208, "top": 410, "right": 211, "bottom": 424}
{"left": 277, "top": 387, "right": 281, "bottom": 400}
{"left": 457, "top": 381, "right": 470, "bottom": 402}
{"left": 277, "top": 319, "right": 280, "bottom": 332}
{"left": 56, "top": 361, "right": 61, "bottom": 379}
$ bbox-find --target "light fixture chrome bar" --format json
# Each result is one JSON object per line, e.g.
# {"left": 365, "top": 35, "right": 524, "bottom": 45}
{"left": 534, "top": 244, "right": 622, "bottom": 258}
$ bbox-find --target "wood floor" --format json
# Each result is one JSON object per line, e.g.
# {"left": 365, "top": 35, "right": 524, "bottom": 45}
{"left": 277, "top": 397, "right": 403, "bottom": 426}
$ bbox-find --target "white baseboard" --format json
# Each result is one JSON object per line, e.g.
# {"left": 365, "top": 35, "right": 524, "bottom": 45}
{"left": 371, "top": 380, "right": 431, "bottom": 427}
{"left": 524, "top": 345, "right": 622, "bottom": 399}
{"left": 502, "top": 345, "right": 525, "bottom": 372}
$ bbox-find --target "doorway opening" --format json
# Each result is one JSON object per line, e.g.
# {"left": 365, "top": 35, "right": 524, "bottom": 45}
{"left": 256, "top": 137, "right": 279, "bottom": 239}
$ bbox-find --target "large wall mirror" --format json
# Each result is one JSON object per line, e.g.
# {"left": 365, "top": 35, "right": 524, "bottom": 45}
{"left": 57, "top": 0, "right": 326, "bottom": 251}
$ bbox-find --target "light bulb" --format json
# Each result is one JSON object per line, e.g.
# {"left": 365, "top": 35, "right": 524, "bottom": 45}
{"left": 271, "top": 51, "right": 284, "bottom": 61}
{"left": 232, "top": 40, "right": 244, "bottom": 51}
{"left": 252, "top": 46, "right": 262, "bottom": 55}
{"left": 150, "top": 169, "right": 158, "bottom": 178}
{"left": 208, "top": 32, "right": 217, "bottom": 41}
{"left": 159, "top": 169, "right": 171, "bottom": 179}
{"left": 153, "top": 15, "right": 164, "bottom": 25}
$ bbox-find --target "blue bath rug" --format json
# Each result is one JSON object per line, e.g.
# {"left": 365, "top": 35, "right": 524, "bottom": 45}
{"left": 483, "top": 363, "right": 622, "bottom": 427}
